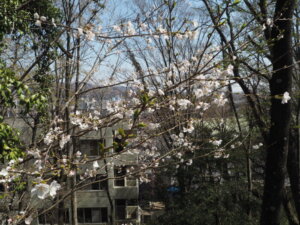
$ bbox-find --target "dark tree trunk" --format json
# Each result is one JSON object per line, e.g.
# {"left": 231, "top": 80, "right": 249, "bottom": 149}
{"left": 287, "top": 131, "right": 300, "bottom": 220}
{"left": 260, "top": 1, "right": 296, "bottom": 224}
{"left": 283, "top": 187, "right": 299, "bottom": 225}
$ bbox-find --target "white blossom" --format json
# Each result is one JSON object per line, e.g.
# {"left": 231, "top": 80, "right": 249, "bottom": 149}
{"left": 214, "top": 93, "right": 227, "bottom": 106}
{"left": 266, "top": 18, "right": 273, "bottom": 26}
{"left": 225, "top": 64, "right": 234, "bottom": 76}
{"left": 191, "top": 56, "right": 197, "bottom": 62}
{"left": 34, "top": 159, "right": 42, "bottom": 170}
{"left": 113, "top": 25, "right": 121, "bottom": 33}
{"left": 253, "top": 145, "right": 260, "bottom": 150}
{"left": 126, "top": 21, "right": 136, "bottom": 35}
{"left": 31, "top": 183, "right": 50, "bottom": 199}
{"left": 25, "top": 216, "right": 33, "bottom": 225}
{"left": 212, "top": 140, "right": 222, "bottom": 146}
{"left": 177, "top": 99, "right": 192, "bottom": 110}
{"left": 51, "top": 18, "right": 56, "bottom": 27}
{"left": 77, "top": 28, "right": 84, "bottom": 36}
{"left": 35, "top": 20, "right": 42, "bottom": 27}
{"left": 186, "top": 159, "right": 193, "bottom": 166}
{"left": 158, "top": 89, "right": 164, "bottom": 96}
{"left": 140, "top": 23, "right": 148, "bottom": 31}
{"left": 61, "top": 157, "right": 67, "bottom": 164}
{"left": 59, "top": 134, "right": 71, "bottom": 149}
{"left": 146, "top": 38, "right": 152, "bottom": 44}
{"left": 183, "top": 125, "right": 194, "bottom": 133}
{"left": 93, "top": 161, "right": 100, "bottom": 169}
{"left": 40, "top": 16, "right": 47, "bottom": 22}
{"left": 194, "top": 89, "right": 203, "bottom": 99}
{"left": 148, "top": 123, "right": 160, "bottom": 130}
{"left": 214, "top": 148, "right": 229, "bottom": 159}
{"left": 79, "top": 122, "right": 89, "bottom": 130}
{"left": 169, "top": 105, "right": 175, "bottom": 111}
{"left": 75, "top": 151, "right": 82, "bottom": 157}
{"left": 31, "top": 180, "right": 61, "bottom": 200}
{"left": 176, "top": 33, "right": 183, "bottom": 40}
{"left": 49, "top": 180, "right": 61, "bottom": 197}
{"left": 44, "top": 130, "right": 54, "bottom": 145}
{"left": 166, "top": 80, "right": 173, "bottom": 87}
{"left": 281, "top": 92, "right": 291, "bottom": 104}
{"left": 0, "top": 169, "right": 8, "bottom": 177}
{"left": 33, "top": 13, "right": 39, "bottom": 19}
{"left": 86, "top": 30, "right": 95, "bottom": 41}
{"left": 27, "top": 148, "right": 41, "bottom": 158}
{"left": 68, "top": 170, "right": 76, "bottom": 177}
{"left": 157, "top": 25, "right": 166, "bottom": 34}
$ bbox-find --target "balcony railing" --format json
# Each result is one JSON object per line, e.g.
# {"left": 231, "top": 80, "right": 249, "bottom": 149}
{"left": 115, "top": 220, "right": 139, "bottom": 225}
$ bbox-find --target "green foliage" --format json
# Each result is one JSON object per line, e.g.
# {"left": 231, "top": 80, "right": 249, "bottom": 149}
{"left": 133, "top": 109, "right": 141, "bottom": 120}
{"left": 99, "top": 142, "right": 108, "bottom": 157}
{"left": 149, "top": 119, "right": 262, "bottom": 225}
{"left": 118, "top": 128, "right": 126, "bottom": 137}
{"left": 0, "top": 0, "right": 30, "bottom": 42}
{"left": 0, "top": 66, "right": 48, "bottom": 114}
{"left": 0, "top": 0, "right": 61, "bottom": 164}
{"left": 12, "top": 176, "right": 27, "bottom": 192}
{"left": 0, "top": 67, "right": 29, "bottom": 107}
{"left": 140, "top": 92, "right": 150, "bottom": 105}
{"left": 151, "top": 181, "right": 260, "bottom": 225}
{"left": 0, "top": 122, "right": 23, "bottom": 160}
{"left": 231, "top": 0, "right": 241, "bottom": 6}
{"left": 0, "top": 0, "right": 60, "bottom": 46}
{"left": 138, "top": 122, "right": 147, "bottom": 128}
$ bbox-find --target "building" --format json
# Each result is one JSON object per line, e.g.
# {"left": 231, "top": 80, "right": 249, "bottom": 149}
{"left": 3, "top": 117, "right": 141, "bottom": 225}
{"left": 71, "top": 124, "right": 141, "bottom": 225}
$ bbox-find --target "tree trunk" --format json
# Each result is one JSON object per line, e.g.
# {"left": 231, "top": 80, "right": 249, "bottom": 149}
{"left": 260, "top": 1, "right": 296, "bottom": 224}
{"left": 283, "top": 188, "right": 299, "bottom": 225}
{"left": 287, "top": 131, "right": 300, "bottom": 221}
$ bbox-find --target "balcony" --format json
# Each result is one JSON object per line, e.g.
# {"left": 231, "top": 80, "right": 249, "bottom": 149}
{"left": 115, "top": 220, "right": 139, "bottom": 225}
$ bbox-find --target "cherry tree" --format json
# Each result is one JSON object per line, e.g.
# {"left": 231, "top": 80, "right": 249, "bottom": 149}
{"left": 0, "top": 0, "right": 245, "bottom": 224}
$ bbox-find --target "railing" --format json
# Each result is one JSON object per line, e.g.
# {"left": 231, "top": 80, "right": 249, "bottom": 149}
{"left": 115, "top": 220, "right": 139, "bottom": 225}
{"left": 126, "top": 178, "right": 137, "bottom": 187}
{"left": 126, "top": 206, "right": 138, "bottom": 219}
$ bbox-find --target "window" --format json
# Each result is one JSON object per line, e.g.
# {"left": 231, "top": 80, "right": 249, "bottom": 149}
{"left": 115, "top": 199, "right": 138, "bottom": 220}
{"left": 77, "top": 175, "right": 108, "bottom": 191}
{"left": 114, "top": 167, "right": 126, "bottom": 186}
{"left": 77, "top": 208, "right": 108, "bottom": 223}
{"left": 115, "top": 199, "right": 126, "bottom": 220}
{"left": 126, "top": 176, "right": 137, "bottom": 187}
{"left": 38, "top": 212, "right": 54, "bottom": 224}
{"left": 38, "top": 209, "right": 69, "bottom": 224}
{"left": 126, "top": 206, "right": 138, "bottom": 219}
{"left": 0, "top": 184, "right": 4, "bottom": 192}
{"left": 113, "top": 130, "right": 136, "bottom": 153}
{"left": 79, "top": 139, "right": 105, "bottom": 156}
{"left": 91, "top": 174, "right": 108, "bottom": 190}
{"left": 113, "top": 135, "right": 124, "bottom": 153}
{"left": 143, "top": 215, "right": 151, "bottom": 223}
{"left": 114, "top": 166, "right": 137, "bottom": 187}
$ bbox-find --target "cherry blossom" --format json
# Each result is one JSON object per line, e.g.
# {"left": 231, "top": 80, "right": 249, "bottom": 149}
{"left": 25, "top": 216, "right": 33, "bottom": 225}
{"left": 31, "top": 183, "right": 50, "bottom": 200}
{"left": 281, "top": 91, "right": 291, "bottom": 104}
{"left": 33, "top": 13, "right": 39, "bottom": 19}
{"left": 35, "top": 20, "right": 42, "bottom": 27}
{"left": 49, "top": 180, "right": 61, "bottom": 198}
{"left": 31, "top": 180, "right": 61, "bottom": 200}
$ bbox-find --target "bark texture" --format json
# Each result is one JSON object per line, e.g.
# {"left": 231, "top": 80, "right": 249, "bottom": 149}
{"left": 260, "top": 1, "right": 296, "bottom": 224}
